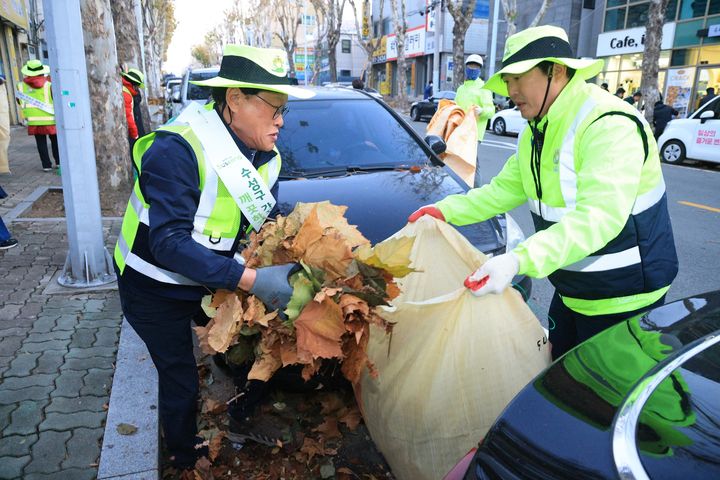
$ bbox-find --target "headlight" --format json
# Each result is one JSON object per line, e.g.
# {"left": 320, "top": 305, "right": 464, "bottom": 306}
{"left": 505, "top": 213, "right": 525, "bottom": 252}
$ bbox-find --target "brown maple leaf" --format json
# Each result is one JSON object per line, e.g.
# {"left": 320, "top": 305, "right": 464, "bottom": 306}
{"left": 338, "top": 405, "right": 363, "bottom": 431}
{"left": 208, "top": 294, "right": 243, "bottom": 353}
{"left": 314, "top": 417, "right": 342, "bottom": 439}
{"left": 294, "top": 297, "right": 346, "bottom": 360}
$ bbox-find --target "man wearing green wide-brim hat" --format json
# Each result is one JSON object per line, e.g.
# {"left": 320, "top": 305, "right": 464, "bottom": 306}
{"left": 410, "top": 25, "right": 678, "bottom": 359}
{"left": 113, "top": 44, "right": 314, "bottom": 469}
{"left": 17, "top": 59, "right": 59, "bottom": 171}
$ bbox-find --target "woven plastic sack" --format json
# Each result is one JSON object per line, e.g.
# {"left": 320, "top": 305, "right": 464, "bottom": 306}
{"left": 359, "top": 217, "right": 551, "bottom": 480}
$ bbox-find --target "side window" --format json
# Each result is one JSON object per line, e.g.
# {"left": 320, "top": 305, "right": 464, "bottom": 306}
{"left": 698, "top": 97, "right": 720, "bottom": 119}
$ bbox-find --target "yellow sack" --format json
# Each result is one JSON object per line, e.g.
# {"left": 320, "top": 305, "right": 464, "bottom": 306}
{"left": 426, "top": 101, "right": 478, "bottom": 187}
{"left": 359, "top": 217, "right": 551, "bottom": 480}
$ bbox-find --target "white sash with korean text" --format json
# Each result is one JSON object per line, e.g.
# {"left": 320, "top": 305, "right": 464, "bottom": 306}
{"left": 16, "top": 90, "right": 54, "bottom": 114}
{"left": 175, "top": 102, "right": 275, "bottom": 232}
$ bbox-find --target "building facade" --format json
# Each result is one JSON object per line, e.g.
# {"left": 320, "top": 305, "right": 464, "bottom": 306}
{"left": 0, "top": 1, "right": 33, "bottom": 124}
{"left": 595, "top": 0, "right": 720, "bottom": 117}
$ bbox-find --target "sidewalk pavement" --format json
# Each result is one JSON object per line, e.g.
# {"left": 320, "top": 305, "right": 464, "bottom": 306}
{"left": 0, "top": 127, "right": 125, "bottom": 479}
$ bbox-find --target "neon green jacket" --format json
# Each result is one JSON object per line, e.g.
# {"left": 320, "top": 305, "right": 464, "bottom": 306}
{"left": 436, "top": 75, "right": 678, "bottom": 316}
{"left": 455, "top": 78, "right": 495, "bottom": 142}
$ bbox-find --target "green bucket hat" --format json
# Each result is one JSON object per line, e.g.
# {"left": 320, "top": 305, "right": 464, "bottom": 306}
{"left": 191, "top": 44, "right": 314, "bottom": 99}
{"left": 484, "top": 25, "right": 604, "bottom": 97}
{"left": 121, "top": 67, "right": 145, "bottom": 88}
{"left": 21, "top": 59, "right": 50, "bottom": 77}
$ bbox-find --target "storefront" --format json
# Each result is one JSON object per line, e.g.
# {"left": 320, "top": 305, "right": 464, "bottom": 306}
{"left": 371, "top": 26, "right": 427, "bottom": 97}
{"left": 0, "top": 2, "right": 30, "bottom": 124}
{"left": 596, "top": 0, "right": 720, "bottom": 118}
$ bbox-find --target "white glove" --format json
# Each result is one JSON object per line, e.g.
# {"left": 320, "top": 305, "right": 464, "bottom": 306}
{"left": 466, "top": 252, "right": 519, "bottom": 297}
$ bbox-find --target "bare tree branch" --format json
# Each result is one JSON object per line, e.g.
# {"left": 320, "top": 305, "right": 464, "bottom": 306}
{"left": 445, "top": 0, "right": 477, "bottom": 89}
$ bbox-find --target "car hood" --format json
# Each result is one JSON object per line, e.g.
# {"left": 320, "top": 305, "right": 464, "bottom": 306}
{"left": 472, "top": 291, "right": 720, "bottom": 479}
{"left": 277, "top": 167, "right": 502, "bottom": 251}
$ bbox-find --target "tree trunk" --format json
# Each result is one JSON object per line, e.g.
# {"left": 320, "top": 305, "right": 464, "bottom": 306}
{"left": 446, "top": 0, "right": 476, "bottom": 89}
{"left": 390, "top": 0, "right": 407, "bottom": 110}
{"left": 81, "top": 0, "right": 133, "bottom": 210}
{"left": 640, "top": 0, "right": 669, "bottom": 130}
{"left": 529, "top": 0, "right": 552, "bottom": 28}
{"left": 500, "top": 0, "right": 517, "bottom": 38}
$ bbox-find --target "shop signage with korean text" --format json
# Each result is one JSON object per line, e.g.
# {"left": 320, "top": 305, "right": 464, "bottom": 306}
{"left": 596, "top": 23, "right": 675, "bottom": 57}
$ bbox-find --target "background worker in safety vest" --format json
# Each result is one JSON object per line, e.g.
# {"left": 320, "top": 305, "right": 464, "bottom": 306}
{"left": 409, "top": 25, "right": 678, "bottom": 360}
{"left": 120, "top": 67, "right": 145, "bottom": 149}
{"left": 455, "top": 54, "right": 495, "bottom": 145}
{"left": 16, "top": 60, "right": 59, "bottom": 172}
{"left": 113, "top": 44, "right": 313, "bottom": 469}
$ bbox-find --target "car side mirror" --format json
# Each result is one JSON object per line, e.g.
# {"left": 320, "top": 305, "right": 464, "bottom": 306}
{"left": 171, "top": 91, "right": 181, "bottom": 103}
{"left": 699, "top": 110, "right": 714, "bottom": 123}
{"left": 424, "top": 135, "right": 446, "bottom": 155}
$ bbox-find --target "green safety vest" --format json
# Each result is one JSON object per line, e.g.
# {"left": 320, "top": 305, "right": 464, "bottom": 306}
{"left": 17, "top": 81, "right": 55, "bottom": 126}
{"left": 455, "top": 78, "right": 495, "bottom": 142}
{"left": 437, "top": 75, "right": 678, "bottom": 316}
{"left": 113, "top": 107, "right": 281, "bottom": 286}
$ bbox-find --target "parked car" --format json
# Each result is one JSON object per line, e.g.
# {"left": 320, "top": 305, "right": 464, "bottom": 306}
{"left": 410, "top": 90, "right": 456, "bottom": 122}
{"left": 276, "top": 87, "right": 531, "bottom": 298}
{"left": 444, "top": 290, "right": 720, "bottom": 480}
{"left": 163, "top": 78, "right": 182, "bottom": 122}
{"left": 169, "top": 66, "right": 219, "bottom": 119}
{"left": 489, "top": 107, "right": 527, "bottom": 136}
{"left": 658, "top": 95, "right": 720, "bottom": 165}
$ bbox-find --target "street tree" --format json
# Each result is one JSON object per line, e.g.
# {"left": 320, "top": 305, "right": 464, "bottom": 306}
{"left": 309, "top": 0, "right": 329, "bottom": 84}
{"left": 272, "top": 0, "right": 304, "bottom": 77}
{"left": 500, "top": 0, "right": 551, "bottom": 38}
{"left": 389, "top": 0, "right": 408, "bottom": 109}
{"left": 348, "top": 0, "right": 386, "bottom": 88}
{"left": 81, "top": 0, "right": 133, "bottom": 210}
{"left": 191, "top": 43, "right": 217, "bottom": 67}
{"left": 640, "top": 0, "right": 670, "bottom": 129}
{"left": 326, "top": 0, "right": 348, "bottom": 83}
{"left": 446, "top": 0, "right": 477, "bottom": 89}
{"left": 142, "top": 0, "right": 177, "bottom": 97}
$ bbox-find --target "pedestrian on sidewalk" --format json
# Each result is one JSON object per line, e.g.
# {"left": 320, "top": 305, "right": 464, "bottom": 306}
{"left": 624, "top": 90, "right": 642, "bottom": 109}
{"left": 455, "top": 54, "right": 495, "bottom": 144}
{"left": 424, "top": 80, "right": 433, "bottom": 99}
{"left": 0, "top": 184, "right": 17, "bottom": 249}
{"left": 0, "top": 75, "right": 10, "bottom": 174}
{"left": 121, "top": 67, "right": 145, "bottom": 150}
{"left": 409, "top": 25, "right": 677, "bottom": 361}
{"left": 653, "top": 94, "right": 679, "bottom": 139}
{"left": 16, "top": 60, "right": 59, "bottom": 172}
{"left": 113, "top": 44, "right": 314, "bottom": 470}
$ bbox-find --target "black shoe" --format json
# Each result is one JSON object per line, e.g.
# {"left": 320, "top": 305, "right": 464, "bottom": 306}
{"left": 227, "top": 414, "right": 292, "bottom": 447}
{"left": 0, "top": 238, "right": 18, "bottom": 250}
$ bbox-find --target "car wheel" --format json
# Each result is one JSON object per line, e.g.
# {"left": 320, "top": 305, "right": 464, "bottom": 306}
{"left": 411, "top": 107, "right": 420, "bottom": 122}
{"left": 661, "top": 140, "right": 686, "bottom": 164}
{"left": 493, "top": 118, "right": 506, "bottom": 135}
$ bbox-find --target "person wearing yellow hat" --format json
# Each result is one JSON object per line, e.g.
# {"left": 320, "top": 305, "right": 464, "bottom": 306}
{"left": 16, "top": 59, "right": 59, "bottom": 172}
{"left": 409, "top": 25, "right": 677, "bottom": 360}
{"left": 120, "top": 67, "right": 146, "bottom": 148}
{"left": 113, "top": 44, "right": 313, "bottom": 469}
{"left": 455, "top": 53, "right": 495, "bottom": 146}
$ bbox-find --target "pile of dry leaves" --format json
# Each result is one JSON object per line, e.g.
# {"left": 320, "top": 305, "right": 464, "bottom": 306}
{"left": 194, "top": 201, "right": 414, "bottom": 386}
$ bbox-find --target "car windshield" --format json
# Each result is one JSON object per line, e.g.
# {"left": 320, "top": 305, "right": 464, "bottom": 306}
{"left": 187, "top": 71, "right": 217, "bottom": 101}
{"left": 276, "top": 98, "right": 429, "bottom": 176}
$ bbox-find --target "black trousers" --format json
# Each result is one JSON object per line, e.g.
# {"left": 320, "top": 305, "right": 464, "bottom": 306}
{"left": 548, "top": 291, "right": 667, "bottom": 361}
{"left": 34, "top": 134, "right": 59, "bottom": 169}
{"left": 117, "top": 279, "right": 203, "bottom": 467}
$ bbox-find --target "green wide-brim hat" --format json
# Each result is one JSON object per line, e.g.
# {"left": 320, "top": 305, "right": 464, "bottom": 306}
{"left": 121, "top": 68, "right": 145, "bottom": 88}
{"left": 21, "top": 59, "right": 50, "bottom": 77}
{"left": 484, "top": 25, "right": 605, "bottom": 97}
{"left": 191, "top": 44, "right": 314, "bottom": 99}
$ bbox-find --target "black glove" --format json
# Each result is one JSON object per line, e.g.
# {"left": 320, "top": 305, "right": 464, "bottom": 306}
{"left": 249, "top": 263, "right": 301, "bottom": 314}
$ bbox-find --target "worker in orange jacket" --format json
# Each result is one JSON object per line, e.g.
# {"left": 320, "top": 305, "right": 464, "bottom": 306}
{"left": 121, "top": 68, "right": 144, "bottom": 149}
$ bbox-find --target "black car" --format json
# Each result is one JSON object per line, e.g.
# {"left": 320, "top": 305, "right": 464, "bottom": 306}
{"left": 276, "top": 87, "right": 531, "bottom": 297}
{"left": 445, "top": 290, "right": 720, "bottom": 480}
{"left": 410, "top": 90, "right": 456, "bottom": 122}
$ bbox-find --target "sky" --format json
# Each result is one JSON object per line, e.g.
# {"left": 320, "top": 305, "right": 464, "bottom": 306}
{"left": 163, "top": 0, "right": 235, "bottom": 76}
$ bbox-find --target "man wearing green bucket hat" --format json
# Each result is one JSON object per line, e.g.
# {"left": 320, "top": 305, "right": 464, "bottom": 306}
{"left": 113, "top": 44, "right": 313, "bottom": 468}
{"left": 410, "top": 25, "right": 677, "bottom": 360}
{"left": 17, "top": 59, "right": 59, "bottom": 171}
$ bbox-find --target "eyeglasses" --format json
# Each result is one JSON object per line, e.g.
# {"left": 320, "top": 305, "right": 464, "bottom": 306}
{"left": 251, "top": 94, "right": 289, "bottom": 119}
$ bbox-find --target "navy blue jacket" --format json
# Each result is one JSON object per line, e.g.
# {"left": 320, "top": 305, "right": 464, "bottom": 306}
{"left": 118, "top": 116, "right": 280, "bottom": 301}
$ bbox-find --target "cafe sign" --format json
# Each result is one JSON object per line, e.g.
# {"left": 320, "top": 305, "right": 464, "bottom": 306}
{"left": 596, "top": 23, "right": 675, "bottom": 57}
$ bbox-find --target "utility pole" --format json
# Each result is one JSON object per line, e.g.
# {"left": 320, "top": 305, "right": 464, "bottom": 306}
{"left": 432, "top": 0, "right": 444, "bottom": 89}
{"left": 488, "top": 0, "right": 500, "bottom": 78}
{"left": 43, "top": 0, "right": 116, "bottom": 288}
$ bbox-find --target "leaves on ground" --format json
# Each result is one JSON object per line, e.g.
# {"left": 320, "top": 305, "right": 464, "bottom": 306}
{"left": 116, "top": 423, "right": 137, "bottom": 435}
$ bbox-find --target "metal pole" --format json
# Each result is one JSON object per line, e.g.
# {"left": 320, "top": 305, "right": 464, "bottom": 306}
{"left": 432, "top": 0, "right": 443, "bottom": 89}
{"left": 304, "top": 0, "right": 308, "bottom": 86}
{"left": 488, "top": 0, "right": 500, "bottom": 78}
{"left": 134, "top": 0, "right": 146, "bottom": 91}
{"left": 43, "top": 0, "right": 116, "bottom": 288}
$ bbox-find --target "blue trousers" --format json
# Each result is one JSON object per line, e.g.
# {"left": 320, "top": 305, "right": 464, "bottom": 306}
{"left": 548, "top": 291, "right": 666, "bottom": 361}
{"left": 117, "top": 279, "right": 203, "bottom": 467}
{"left": 0, "top": 216, "right": 11, "bottom": 242}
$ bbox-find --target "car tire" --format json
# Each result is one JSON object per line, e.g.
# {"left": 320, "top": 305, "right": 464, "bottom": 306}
{"left": 411, "top": 107, "right": 420, "bottom": 122}
{"left": 661, "top": 140, "right": 686, "bottom": 164}
{"left": 493, "top": 118, "right": 506, "bottom": 136}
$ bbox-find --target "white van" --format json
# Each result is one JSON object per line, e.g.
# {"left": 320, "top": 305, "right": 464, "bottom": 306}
{"left": 657, "top": 95, "right": 720, "bottom": 165}
{"left": 169, "top": 66, "right": 219, "bottom": 120}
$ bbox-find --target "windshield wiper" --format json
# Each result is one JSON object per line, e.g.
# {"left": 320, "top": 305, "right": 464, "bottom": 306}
{"left": 281, "top": 163, "right": 417, "bottom": 179}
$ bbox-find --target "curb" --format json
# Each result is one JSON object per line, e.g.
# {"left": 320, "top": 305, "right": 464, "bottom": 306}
{"left": 97, "top": 318, "right": 160, "bottom": 480}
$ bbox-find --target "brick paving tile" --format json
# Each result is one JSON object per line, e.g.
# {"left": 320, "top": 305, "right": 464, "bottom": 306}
{"left": 24, "top": 430, "right": 71, "bottom": 474}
